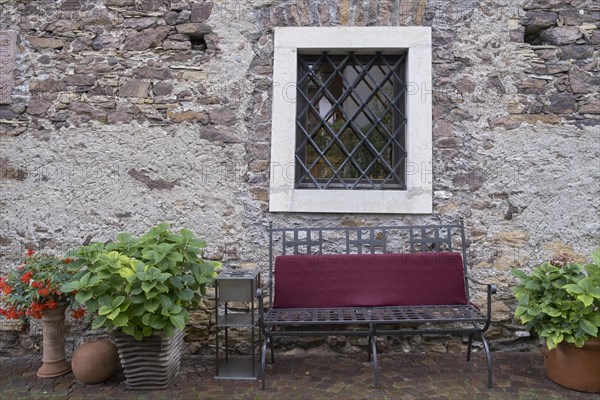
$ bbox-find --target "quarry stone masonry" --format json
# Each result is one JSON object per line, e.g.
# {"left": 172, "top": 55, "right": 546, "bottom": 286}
{"left": 0, "top": 0, "right": 598, "bottom": 357}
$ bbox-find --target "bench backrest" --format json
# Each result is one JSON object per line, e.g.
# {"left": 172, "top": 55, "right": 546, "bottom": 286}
{"left": 267, "top": 223, "right": 470, "bottom": 308}
{"left": 273, "top": 252, "right": 467, "bottom": 308}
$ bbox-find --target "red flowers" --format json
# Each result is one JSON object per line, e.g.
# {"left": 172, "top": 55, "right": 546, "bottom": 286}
{"left": 20, "top": 271, "right": 33, "bottom": 284}
{"left": 44, "top": 299, "right": 59, "bottom": 310}
{"left": 29, "top": 302, "right": 44, "bottom": 319}
{"left": 1, "top": 252, "right": 77, "bottom": 321}
{"left": 0, "top": 306, "right": 24, "bottom": 320}
{"left": 72, "top": 308, "right": 85, "bottom": 319}
{"left": 0, "top": 278, "right": 13, "bottom": 295}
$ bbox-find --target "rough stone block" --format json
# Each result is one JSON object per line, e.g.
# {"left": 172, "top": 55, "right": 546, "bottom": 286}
{"left": 559, "top": 44, "right": 594, "bottom": 60}
{"left": 522, "top": 11, "right": 557, "bottom": 33}
{"left": 539, "top": 26, "right": 582, "bottom": 45}
{"left": 545, "top": 93, "right": 577, "bottom": 114}
{"left": 167, "top": 110, "right": 209, "bottom": 123}
{"left": 27, "top": 97, "right": 52, "bottom": 115}
{"left": 176, "top": 23, "right": 212, "bottom": 38}
{"left": 164, "top": 11, "right": 179, "bottom": 25}
{"left": 107, "top": 111, "right": 134, "bottom": 123}
{"left": 162, "top": 40, "right": 192, "bottom": 50}
{"left": 105, "top": 0, "right": 135, "bottom": 6}
{"left": 123, "top": 26, "right": 172, "bottom": 51}
{"left": 134, "top": 66, "right": 173, "bottom": 80}
{"left": 153, "top": 82, "right": 174, "bottom": 96}
{"left": 123, "top": 17, "right": 158, "bottom": 31}
{"left": 63, "top": 75, "right": 96, "bottom": 86}
{"left": 139, "top": 0, "right": 165, "bottom": 11}
{"left": 569, "top": 70, "right": 600, "bottom": 94}
{"left": 118, "top": 79, "right": 151, "bottom": 98}
{"left": 44, "top": 19, "right": 81, "bottom": 34}
{"left": 26, "top": 36, "right": 64, "bottom": 49}
{"left": 209, "top": 109, "right": 237, "bottom": 126}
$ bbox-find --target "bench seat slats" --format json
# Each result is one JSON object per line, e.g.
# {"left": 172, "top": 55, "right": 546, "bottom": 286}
{"left": 264, "top": 304, "right": 486, "bottom": 325}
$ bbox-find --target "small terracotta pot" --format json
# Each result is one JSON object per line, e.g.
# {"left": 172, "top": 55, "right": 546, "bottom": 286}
{"left": 72, "top": 339, "right": 120, "bottom": 384}
{"left": 542, "top": 339, "right": 600, "bottom": 393}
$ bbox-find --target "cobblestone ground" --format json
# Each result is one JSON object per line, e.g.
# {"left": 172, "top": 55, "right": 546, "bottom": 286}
{"left": 1, "top": 351, "right": 598, "bottom": 400}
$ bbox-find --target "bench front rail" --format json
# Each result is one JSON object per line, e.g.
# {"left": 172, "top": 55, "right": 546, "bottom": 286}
{"left": 258, "top": 222, "right": 496, "bottom": 389}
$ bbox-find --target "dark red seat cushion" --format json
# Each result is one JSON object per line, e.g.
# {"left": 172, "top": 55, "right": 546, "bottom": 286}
{"left": 273, "top": 253, "right": 467, "bottom": 308}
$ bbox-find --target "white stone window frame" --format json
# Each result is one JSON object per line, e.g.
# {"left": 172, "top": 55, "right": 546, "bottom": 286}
{"left": 269, "top": 27, "right": 432, "bottom": 214}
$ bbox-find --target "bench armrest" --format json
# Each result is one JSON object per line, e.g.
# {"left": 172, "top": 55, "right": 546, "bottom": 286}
{"left": 467, "top": 275, "right": 497, "bottom": 294}
{"left": 467, "top": 275, "right": 496, "bottom": 332}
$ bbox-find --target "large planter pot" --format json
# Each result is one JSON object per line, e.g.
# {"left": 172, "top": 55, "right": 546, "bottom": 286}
{"left": 541, "top": 339, "right": 600, "bottom": 393}
{"left": 113, "top": 329, "right": 184, "bottom": 390}
{"left": 37, "top": 305, "right": 71, "bottom": 378}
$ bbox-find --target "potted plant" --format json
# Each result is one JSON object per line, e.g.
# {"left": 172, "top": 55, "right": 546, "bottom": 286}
{"left": 61, "top": 223, "right": 219, "bottom": 389}
{"left": 0, "top": 249, "right": 85, "bottom": 378}
{"left": 512, "top": 249, "right": 600, "bottom": 393}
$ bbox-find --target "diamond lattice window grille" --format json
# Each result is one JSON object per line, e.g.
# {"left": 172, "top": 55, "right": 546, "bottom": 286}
{"left": 295, "top": 52, "right": 407, "bottom": 190}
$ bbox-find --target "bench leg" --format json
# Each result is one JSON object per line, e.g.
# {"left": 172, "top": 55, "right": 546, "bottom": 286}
{"left": 261, "top": 335, "right": 268, "bottom": 390}
{"left": 480, "top": 332, "right": 493, "bottom": 389}
{"left": 467, "top": 333, "right": 473, "bottom": 361}
{"left": 369, "top": 324, "right": 379, "bottom": 389}
{"left": 371, "top": 335, "right": 379, "bottom": 388}
{"left": 270, "top": 335, "right": 275, "bottom": 364}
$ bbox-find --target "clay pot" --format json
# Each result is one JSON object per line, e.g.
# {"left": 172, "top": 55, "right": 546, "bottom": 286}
{"left": 541, "top": 339, "right": 600, "bottom": 393}
{"left": 72, "top": 339, "right": 120, "bottom": 384}
{"left": 37, "top": 306, "right": 71, "bottom": 378}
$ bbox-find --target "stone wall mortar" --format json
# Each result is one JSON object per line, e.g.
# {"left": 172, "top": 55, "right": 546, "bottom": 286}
{"left": 1, "top": 0, "right": 598, "bottom": 356}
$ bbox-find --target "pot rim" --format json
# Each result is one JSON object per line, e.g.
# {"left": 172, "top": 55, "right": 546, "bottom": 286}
{"left": 555, "top": 338, "right": 600, "bottom": 350}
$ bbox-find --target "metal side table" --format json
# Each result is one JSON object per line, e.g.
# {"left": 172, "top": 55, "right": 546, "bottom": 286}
{"left": 214, "top": 269, "right": 260, "bottom": 380}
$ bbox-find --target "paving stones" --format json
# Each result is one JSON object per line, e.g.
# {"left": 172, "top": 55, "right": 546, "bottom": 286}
{"left": 1, "top": 352, "right": 599, "bottom": 400}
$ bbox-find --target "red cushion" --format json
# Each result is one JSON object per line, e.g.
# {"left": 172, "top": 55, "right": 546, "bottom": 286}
{"left": 273, "top": 253, "right": 467, "bottom": 308}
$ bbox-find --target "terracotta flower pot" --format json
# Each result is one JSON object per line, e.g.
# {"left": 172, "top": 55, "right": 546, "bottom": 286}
{"left": 541, "top": 339, "right": 600, "bottom": 393}
{"left": 37, "top": 305, "right": 71, "bottom": 378}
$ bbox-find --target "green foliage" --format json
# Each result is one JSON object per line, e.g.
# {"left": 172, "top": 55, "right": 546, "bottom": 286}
{"left": 512, "top": 248, "right": 600, "bottom": 350}
{"left": 61, "top": 223, "right": 220, "bottom": 341}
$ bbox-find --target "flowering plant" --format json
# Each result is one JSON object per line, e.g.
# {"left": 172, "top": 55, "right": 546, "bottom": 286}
{"left": 0, "top": 249, "right": 85, "bottom": 320}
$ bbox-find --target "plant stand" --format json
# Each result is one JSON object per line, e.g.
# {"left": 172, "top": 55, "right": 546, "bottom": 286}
{"left": 114, "top": 329, "right": 184, "bottom": 390}
{"left": 215, "top": 269, "right": 260, "bottom": 380}
{"left": 37, "top": 305, "right": 71, "bottom": 378}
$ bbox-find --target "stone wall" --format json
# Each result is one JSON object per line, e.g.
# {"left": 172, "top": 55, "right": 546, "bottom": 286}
{"left": 0, "top": 0, "right": 598, "bottom": 356}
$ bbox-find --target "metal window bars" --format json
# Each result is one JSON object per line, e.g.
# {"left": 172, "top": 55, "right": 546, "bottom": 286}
{"left": 295, "top": 52, "right": 407, "bottom": 190}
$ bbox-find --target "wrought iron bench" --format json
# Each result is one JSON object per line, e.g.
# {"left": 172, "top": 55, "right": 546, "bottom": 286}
{"left": 257, "top": 222, "right": 496, "bottom": 390}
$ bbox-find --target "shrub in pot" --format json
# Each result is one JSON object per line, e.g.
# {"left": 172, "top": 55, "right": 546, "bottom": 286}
{"left": 0, "top": 250, "right": 85, "bottom": 378}
{"left": 62, "top": 223, "right": 220, "bottom": 389}
{"left": 512, "top": 249, "right": 600, "bottom": 392}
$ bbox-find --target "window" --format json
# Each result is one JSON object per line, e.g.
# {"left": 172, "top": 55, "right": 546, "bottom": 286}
{"left": 270, "top": 27, "right": 432, "bottom": 214}
{"left": 296, "top": 52, "right": 407, "bottom": 190}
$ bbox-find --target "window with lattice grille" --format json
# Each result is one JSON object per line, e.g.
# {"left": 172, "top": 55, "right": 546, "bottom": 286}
{"left": 295, "top": 52, "right": 407, "bottom": 190}
{"left": 269, "top": 27, "right": 432, "bottom": 214}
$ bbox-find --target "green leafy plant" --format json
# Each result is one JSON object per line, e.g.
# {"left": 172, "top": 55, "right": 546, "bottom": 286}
{"left": 512, "top": 248, "right": 600, "bottom": 349}
{"left": 62, "top": 223, "right": 220, "bottom": 340}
